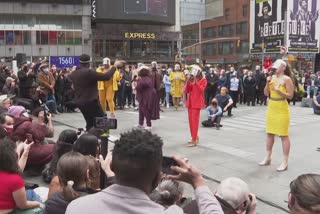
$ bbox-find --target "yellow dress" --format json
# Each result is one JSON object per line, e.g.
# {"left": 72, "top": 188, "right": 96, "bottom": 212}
{"left": 266, "top": 78, "right": 290, "bottom": 136}
{"left": 169, "top": 71, "right": 186, "bottom": 98}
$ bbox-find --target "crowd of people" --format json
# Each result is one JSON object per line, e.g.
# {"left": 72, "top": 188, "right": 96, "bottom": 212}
{"left": 1, "top": 128, "right": 320, "bottom": 214}
{"left": 0, "top": 54, "right": 320, "bottom": 214}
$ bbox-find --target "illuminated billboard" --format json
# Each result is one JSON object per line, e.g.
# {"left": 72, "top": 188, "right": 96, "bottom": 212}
{"left": 93, "top": 0, "right": 175, "bottom": 25}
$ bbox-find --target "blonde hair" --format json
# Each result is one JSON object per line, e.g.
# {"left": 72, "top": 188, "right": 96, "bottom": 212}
{"left": 290, "top": 174, "right": 320, "bottom": 213}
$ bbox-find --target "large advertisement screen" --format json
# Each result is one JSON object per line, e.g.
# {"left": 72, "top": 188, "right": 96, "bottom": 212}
{"left": 250, "top": 0, "right": 285, "bottom": 53}
{"left": 287, "top": 0, "right": 320, "bottom": 53}
{"left": 94, "top": 0, "right": 175, "bottom": 25}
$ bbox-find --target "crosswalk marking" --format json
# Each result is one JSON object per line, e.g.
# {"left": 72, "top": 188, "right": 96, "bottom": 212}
{"left": 220, "top": 106, "right": 320, "bottom": 132}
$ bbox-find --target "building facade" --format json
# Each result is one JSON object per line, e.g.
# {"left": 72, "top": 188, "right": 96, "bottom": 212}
{"left": 0, "top": 0, "right": 92, "bottom": 66}
{"left": 182, "top": 0, "right": 250, "bottom": 68}
{"left": 92, "top": 0, "right": 180, "bottom": 65}
{"left": 180, "top": 0, "right": 205, "bottom": 26}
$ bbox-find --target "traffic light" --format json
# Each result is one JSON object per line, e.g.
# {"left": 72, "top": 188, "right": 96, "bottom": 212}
{"left": 237, "top": 40, "right": 241, "bottom": 47}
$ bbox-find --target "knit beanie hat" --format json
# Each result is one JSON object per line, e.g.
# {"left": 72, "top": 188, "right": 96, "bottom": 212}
{"left": 8, "top": 105, "right": 26, "bottom": 118}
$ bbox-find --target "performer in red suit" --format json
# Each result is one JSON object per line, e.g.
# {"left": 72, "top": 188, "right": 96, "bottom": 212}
{"left": 263, "top": 56, "right": 273, "bottom": 72}
{"left": 185, "top": 66, "right": 207, "bottom": 147}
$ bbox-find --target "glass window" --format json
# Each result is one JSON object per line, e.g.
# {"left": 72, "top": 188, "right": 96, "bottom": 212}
{"left": 218, "top": 42, "right": 234, "bottom": 54}
{"left": 74, "top": 31, "right": 82, "bottom": 45}
{"left": 237, "top": 40, "right": 249, "bottom": 53}
{"left": 0, "top": 31, "right": 5, "bottom": 45}
{"left": 15, "top": 31, "right": 23, "bottom": 45}
{"left": 218, "top": 24, "right": 234, "bottom": 37}
{"left": 110, "top": 40, "right": 124, "bottom": 57}
{"left": 5, "top": 31, "right": 14, "bottom": 45}
{"left": 203, "top": 27, "right": 216, "bottom": 39}
{"left": 95, "top": 39, "right": 103, "bottom": 57}
{"left": 3, "top": 15, "right": 13, "bottom": 30}
{"left": 130, "top": 40, "right": 142, "bottom": 57}
{"left": 203, "top": 43, "right": 216, "bottom": 56}
{"left": 65, "top": 31, "right": 74, "bottom": 45}
{"left": 49, "top": 31, "right": 57, "bottom": 45}
{"left": 73, "top": 17, "right": 82, "bottom": 30}
{"left": 58, "top": 31, "right": 66, "bottom": 45}
{"left": 36, "top": 31, "right": 41, "bottom": 45}
{"left": 157, "top": 41, "right": 171, "bottom": 58}
{"left": 41, "top": 31, "right": 48, "bottom": 45}
{"left": 225, "top": 9, "right": 230, "bottom": 20}
{"left": 23, "top": 31, "right": 31, "bottom": 45}
{"left": 13, "top": 15, "right": 23, "bottom": 30}
{"left": 243, "top": 5, "right": 248, "bottom": 17}
{"left": 236, "top": 22, "right": 248, "bottom": 35}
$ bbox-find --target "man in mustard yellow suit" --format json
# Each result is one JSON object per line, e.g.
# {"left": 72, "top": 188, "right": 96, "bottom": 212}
{"left": 97, "top": 58, "right": 121, "bottom": 118}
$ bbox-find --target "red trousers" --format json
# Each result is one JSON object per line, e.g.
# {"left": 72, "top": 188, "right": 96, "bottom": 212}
{"left": 188, "top": 108, "right": 200, "bottom": 141}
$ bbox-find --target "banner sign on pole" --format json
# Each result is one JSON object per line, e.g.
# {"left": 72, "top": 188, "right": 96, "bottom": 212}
{"left": 287, "top": 0, "right": 320, "bottom": 53}
{"left": 250, "top": 0, "right": 286, "bottom": 53}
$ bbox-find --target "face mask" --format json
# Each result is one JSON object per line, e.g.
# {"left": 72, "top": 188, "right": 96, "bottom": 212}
{"left": 43, "top": 68, "right": 49, "bottom": 74}
{"left": 4, "top": 125, "right": 13, "bottom": 133}
{"left": 174, "top": 65, "right": 180, "bottom": 71}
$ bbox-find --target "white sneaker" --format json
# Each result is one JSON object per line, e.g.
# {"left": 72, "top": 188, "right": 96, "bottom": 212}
{"left": 166, "top": 104, "right": 170, "bottom": 108}
{"left": 134, "top": 124, "right": 145, "bottom": 129}
{"left": 124, "top": 105, "right": 129, "bottom": 109}
{"left": 307, "top": 95, "right": 310, "bottom": 98}
{"left": 144, "top": 126, "right": 152, "bottom": 131}
{"left": 128, "top": 105, "right": 132, "bottom": 108}
{"left": 134, "top": 107, "right": 139, "bottom": 110}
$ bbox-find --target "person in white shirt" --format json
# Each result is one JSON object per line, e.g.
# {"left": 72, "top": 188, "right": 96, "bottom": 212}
{"left": 229, "top": 74, "right": 240, "bottom": 108}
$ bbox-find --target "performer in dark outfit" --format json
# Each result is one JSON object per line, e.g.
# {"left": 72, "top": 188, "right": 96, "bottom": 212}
{"left": 69, "top": 54, "right": 125, "bottom": 130}
{"left": 135, "top": 66, "right": 159, "bottom": 131}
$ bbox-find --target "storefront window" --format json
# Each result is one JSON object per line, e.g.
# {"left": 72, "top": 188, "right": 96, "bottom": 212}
{"left": 130, "top": 40, "right": 142, "bottom": 57}
{"left": 5, "top": 31, "right": 14, "bottom": 45}
{"left": 95, "top": 39, "right": 103, "bottom": 57}
{"left": 58, "top": 31, "right": 66, "bottom": 45}
{"left": 0, "top": 31, "right": 4, "bottom": 45}
{"left": 23, "top": 31, "right": 31, "bottom": 45}
{"left": 49, "top": 31, "right": 58, "bottom": 45}
{"left": 36, "top": 31, "right": 48, "bottom": 45}
{"left": 157, "top": 41, "right": 171, "bottom": 58}
{"left": 74, "top": 31, "right": 82, "bottom": 45}
{"left": 110, "top": 40, "right": 124, "bottom": 57}
{"left": 14, "top": 31, "right": 23, "bottom": 45}
{"left": 66, "top": 31, "right": 74, "bottom": 45}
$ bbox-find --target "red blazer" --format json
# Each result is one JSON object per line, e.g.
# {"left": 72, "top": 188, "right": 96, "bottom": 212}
{"left": 185, "top": 78, "right": 207, "bottom": 109}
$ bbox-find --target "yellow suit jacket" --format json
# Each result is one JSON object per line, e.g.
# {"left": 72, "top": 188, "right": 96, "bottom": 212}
{"left": 96, "top": 67, "right": 121, "bottom": 91}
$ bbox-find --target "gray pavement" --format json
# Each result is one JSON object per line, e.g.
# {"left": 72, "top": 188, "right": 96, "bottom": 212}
{"left": 33, "top": 103, "right": 320, "bottom": 213}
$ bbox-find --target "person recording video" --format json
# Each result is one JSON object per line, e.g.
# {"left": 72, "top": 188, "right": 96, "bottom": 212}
{"left": 69, "top": 54, "right": 125, "bottom": 131}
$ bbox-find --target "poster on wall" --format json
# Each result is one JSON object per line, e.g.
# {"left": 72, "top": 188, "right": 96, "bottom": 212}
{"left": 287, "top": 0, "right": 320, "bottom": 53}
{"left": 250, "top": 0, "right": 285, "bottom": 53}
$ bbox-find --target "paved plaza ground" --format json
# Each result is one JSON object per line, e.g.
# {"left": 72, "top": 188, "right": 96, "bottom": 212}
{"left": 30, "top": 103, "right": 320, "bottom": 213}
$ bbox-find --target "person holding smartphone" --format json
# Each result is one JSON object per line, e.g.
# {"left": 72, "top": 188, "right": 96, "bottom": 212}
{"left": 185, "top": 65, "right": 207, "bottom": 147}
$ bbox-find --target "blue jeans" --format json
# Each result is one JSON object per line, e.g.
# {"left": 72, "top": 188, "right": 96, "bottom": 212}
{"left": 307, "top": 86, "right": 318, "bottom": 96}
{"left": 165, "top": 92, "right": 170, "bottom": 106}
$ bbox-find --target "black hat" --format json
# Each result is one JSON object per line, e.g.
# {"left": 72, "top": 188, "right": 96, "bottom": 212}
{"left": 79, "top": 54, "right": 91, "bottom": 64}
{"left": 262, "top": 2, "right": 271, "bottom": 12}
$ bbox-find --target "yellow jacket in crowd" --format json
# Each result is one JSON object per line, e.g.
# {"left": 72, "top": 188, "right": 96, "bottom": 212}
{"left": 96, "top": 67, "right": 121, "bottom": 91}
{"left": 169, "top": 70, "right": 186, "bottom": 98}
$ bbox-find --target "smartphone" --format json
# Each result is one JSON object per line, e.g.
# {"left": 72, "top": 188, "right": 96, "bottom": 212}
{"left": 26, "top": 133, "right": 33, "bottom": 144}
{"left": 162, "top": 156, "right": 179, "bottom": 175}
{"left": 94, "top": 117, "right": 117, "bottom": 130}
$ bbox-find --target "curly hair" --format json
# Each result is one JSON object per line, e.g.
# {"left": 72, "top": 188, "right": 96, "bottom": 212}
{"left": 0, "top": 138, "right": 20, "bottom": 174}
{"left": 112, "top": 129, "right": 163, "bottom": 182}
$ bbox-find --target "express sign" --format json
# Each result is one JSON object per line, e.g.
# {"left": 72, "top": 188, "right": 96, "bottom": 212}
{"left": 124, "top": 32, "right": 156, "bottom": 40}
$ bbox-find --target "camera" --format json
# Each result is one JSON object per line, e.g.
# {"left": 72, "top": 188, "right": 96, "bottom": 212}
{"left": 94, "top": 117, "right": 117, "bottom": 130}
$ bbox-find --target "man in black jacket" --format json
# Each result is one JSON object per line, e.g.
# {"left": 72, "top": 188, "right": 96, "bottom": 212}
{"left": 69, "top": 54, "right": 125, "bottom": 130}
{"left": 17, "top": 61, "right": 36, "bottom": 99}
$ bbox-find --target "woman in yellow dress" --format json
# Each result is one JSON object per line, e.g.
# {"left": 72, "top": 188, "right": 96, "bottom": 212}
{"left": 169, "top": 63, "right": 186, "bottom": 110}
{"left": 259, "top": 59, "right": 294, "bottom": 171}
